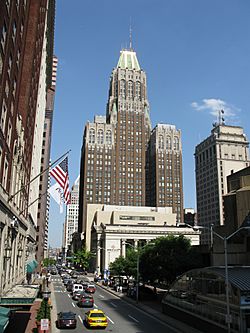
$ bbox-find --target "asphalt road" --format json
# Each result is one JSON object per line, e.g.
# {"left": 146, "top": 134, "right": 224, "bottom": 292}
{"left": 51, "top": 275, "right": 179, "bottom": 333}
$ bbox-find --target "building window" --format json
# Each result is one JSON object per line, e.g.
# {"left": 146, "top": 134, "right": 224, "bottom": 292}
{"left": 158, "top": 135, "right": 164, "bottom": 149}
{"left": 135, "top": 81, "right": 141, "bottom": 100}
{"left": 0, "top": 101, "right": 7, "bottom": 133}
{"left": 7, "top": 120, "right": 12, "bottom": 147}
{"left": 173, "top": 137, "right": 179, "bottom": 150}
{"left": 1, "top": 22, "right": 7, "bottom": 50}
{"left": 166, "top": 136, "right": 171, "bottom": 150}
{"left": 97, "top": 129, "right": 104, "bottom": 145}
{"left": 89, "top": 128, "right": 95, "bottom": 144}
{"left": 120, "top": 80, "right": 126, "bottom": 98}
{"left": 3, "top": 158, "right": 9, "bottom": 189}
{"left": 106, "top": 130, "right": 112, "bottom": 145}
{"left": 128, "top": 81, "right": 133, "bottom": 99}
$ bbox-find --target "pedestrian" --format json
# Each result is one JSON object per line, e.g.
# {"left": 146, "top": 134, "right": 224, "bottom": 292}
{"left": 120, "top": 285, "right": 123, "bottom": 293}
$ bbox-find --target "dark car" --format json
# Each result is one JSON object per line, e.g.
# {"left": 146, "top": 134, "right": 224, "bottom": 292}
{"left": 77, "top": 293, "right": 94, "bottom": 308}
{"left": 72, "top": 290, "right": 85, "bottom": 301}
{"left": 57, "top": 311, "right": 77, "bottom": 329}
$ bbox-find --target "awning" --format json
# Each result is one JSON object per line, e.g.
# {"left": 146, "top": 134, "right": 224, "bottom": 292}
{"left": 0, "top": 307, "right": 11, "bottom": 333}
{"left": 26, "top": 260, "right": 38, "bottom": 273}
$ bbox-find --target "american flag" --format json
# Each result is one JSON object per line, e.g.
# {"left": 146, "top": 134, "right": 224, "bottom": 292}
{"left": 50, "top": 157, "right": 70, "bottom": 204}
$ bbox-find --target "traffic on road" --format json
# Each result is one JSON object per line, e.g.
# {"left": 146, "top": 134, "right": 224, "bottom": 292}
{"left": 51, "top": 270, "right": 179, "bottom": 333}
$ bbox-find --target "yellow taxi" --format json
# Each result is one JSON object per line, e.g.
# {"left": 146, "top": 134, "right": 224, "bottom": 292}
{"left": 85, "top": 309, "right": 108, "bottom": 328}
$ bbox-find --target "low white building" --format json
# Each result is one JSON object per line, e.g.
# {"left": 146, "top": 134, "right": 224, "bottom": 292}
{"left": 85, "top": 204, "right": 200, "bottom": 274}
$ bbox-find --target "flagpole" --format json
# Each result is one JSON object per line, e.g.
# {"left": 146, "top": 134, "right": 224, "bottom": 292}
{"left": 19, "top": 190, "right": 48, "bottom": 216}
{"left": 8, "top": 150, "right": 71, "bottom": 202}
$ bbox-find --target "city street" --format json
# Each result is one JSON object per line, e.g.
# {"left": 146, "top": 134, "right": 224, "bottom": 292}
{"left": 51, "top": 276, "right": 179, "bottom": 333}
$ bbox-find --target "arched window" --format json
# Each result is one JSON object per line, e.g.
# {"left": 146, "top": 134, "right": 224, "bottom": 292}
{"left": 128, "top": 81, "right": 133, "bottom": 99}
{"left": 166, "top": 136, "right": 171, "bottom": 150}
{"left": 135, "top": 81, "right": 141, "bottom": 100}
{"left": 97, "top": 129, "right": 104, "bottom": 144}
{"left": 173, "top": 137, "right": 179, "bottom": 150}
{"left": 158, "top": 135, "right": 164, "bottom": 149}
{"left": 106, "top": 130, "right": 112, "bottom": 145}
{"left": 89, "top": 128, "right": 95, "bottom": 144}
{"left": 120, "top": 80, "right": 126, "bottom": 98}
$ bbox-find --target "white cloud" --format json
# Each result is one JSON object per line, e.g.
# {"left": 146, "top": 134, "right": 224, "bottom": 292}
{"left": 191, "top": 98, "right": 240, "bottom": 119}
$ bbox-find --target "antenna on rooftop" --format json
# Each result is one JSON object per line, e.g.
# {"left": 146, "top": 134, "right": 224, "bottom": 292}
{"left": 129, "top": 17, "right": 133, "bottom": 50}
{"left": 218, "top": 109, "right": 225, "bottom": 125}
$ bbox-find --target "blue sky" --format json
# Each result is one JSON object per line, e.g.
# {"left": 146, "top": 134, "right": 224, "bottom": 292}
{"left": 48, "top": 0, "right": 250, "bottom": 247}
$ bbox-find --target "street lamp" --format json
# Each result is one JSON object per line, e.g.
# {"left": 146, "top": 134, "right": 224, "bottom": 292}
{"left": 42, "top": 289, "right": 51, "bottom": 332}
{"left": 192, "top": 225, "right": 250, "bottom": 333}
{"left": 123, "top": 241, "right": 155, "bottom": 304}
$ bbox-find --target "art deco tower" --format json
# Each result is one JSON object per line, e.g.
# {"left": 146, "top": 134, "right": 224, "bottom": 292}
{"left": 79, "top": 45, "right": 185, "bottom": 243}
{"left": 79, "top": 47, "right": 152, "bottom": 234}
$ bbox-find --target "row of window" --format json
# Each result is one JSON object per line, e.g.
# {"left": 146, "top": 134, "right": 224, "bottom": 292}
{"left": 89, "top": 129, "right": 112, "bottom": 145}
{"left": 158, "top": 135, "right": 180, "bottom": 150}
{"left": 119, "top": 80, "right": 141, "bottom": 100}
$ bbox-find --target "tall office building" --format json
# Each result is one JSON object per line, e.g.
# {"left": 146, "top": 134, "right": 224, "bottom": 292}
{"left": 147, "top": 124, "right": 183, "bottom": 223}
{"left": 36, "top": 55, "right": 57, "bottom": 267}
{"left": 0, "top": 0, "right": 56, "bottom": 294}
{"left": 195, "top": 123, "right": 249, "bottom": 244}
{"left": 64, "top": 176, "right": 80, "bottom": 251}
{"left": 79, "top": 46, "right": 184, "bottom": 236}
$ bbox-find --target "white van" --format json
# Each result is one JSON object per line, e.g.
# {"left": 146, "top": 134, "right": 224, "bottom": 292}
{"left": 72, "top": 283, "right": 84, "bottom": 293}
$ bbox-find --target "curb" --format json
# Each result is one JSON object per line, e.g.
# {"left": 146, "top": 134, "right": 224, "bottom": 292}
{"left": 50, "top": 283, "right": 60, "bottom": 333}
{"left": 96, "top": 282, "right": 202, "bottom": 333}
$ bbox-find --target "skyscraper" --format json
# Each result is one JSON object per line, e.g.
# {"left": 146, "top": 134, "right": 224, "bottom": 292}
{"left": 79, "top": 46, "right": 183, "bottom": 237}
{"left": 195, "top": 122, "right": 249, "bottom": 244}
{"left": 0, "top": 0, "right": 56, "bottom": 294}
{"left": 64, "top": 176, "right": 80, "bottom": 252}
{"left": 36, "top": 55, "right": 58, "bottom": 267}
{"left": 147, "top": 124, "right": 183, "bottom": 223}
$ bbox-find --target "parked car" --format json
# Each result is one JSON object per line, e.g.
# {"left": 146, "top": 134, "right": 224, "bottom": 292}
{"left": 85, "top": 284, "right": 96, "bottom": 294}
{"left": 57, "top": 311, "right": 77, "bottom": 329}
{"left": 77, "top": 293, "right": 94, "bottom": 308}
{"left": 85, "top": 309, "right": 108, "bottom": 328}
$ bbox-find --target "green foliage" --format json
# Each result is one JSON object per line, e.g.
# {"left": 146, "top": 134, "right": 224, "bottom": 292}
{"left": 139, "top": 235, "right": 203, "bottom": 286}
{"left": 109, "top": 256, "right": 128, "bottom": 276}
{"left": 36, "top": 299, "right": 51, "bottom": 321}
{"left": 71, "top": 246, "right": 94, "bottom": 270}
{"left": 109, "top": 236, "right": 204, "bottom": 287}
{"left": 42, "top": 258, "right": 56, "bottom": 267}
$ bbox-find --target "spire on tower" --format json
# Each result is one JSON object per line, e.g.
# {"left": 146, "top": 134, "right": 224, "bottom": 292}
{"left": 129, "top": 18, "right": 132, "bottom": 50}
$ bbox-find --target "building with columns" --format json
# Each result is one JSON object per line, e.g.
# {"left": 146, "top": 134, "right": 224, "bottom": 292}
{"left": 85, "top": 204, "right": 200, "bottom": 274}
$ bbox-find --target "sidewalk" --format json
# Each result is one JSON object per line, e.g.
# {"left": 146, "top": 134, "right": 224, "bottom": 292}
{"left": 95, "top": 281, "right": 202, "bottom": 333}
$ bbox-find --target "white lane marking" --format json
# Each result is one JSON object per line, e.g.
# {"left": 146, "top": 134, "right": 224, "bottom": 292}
{"left": 72, "top": 302, "right": 76, "bottom": 307}
{"left": 107, "top": 316, "right": 114, "bottom": 324}
{"left": 94, "top": 303, "right": 98, "bottom": 308}
{"left": 78, "top": 315, "right": 83, "bottom": 323}
{"left": 128, "top": 315, "right": 139, "bottom": 323}
{"left": 67, "top": 294, "right": 70, "bottom": 298}
{"left": 99, "top": 294, "right": 104, "bottom": 298}
{"left": 110, "top": 302, "right": 117, "bottom": 308}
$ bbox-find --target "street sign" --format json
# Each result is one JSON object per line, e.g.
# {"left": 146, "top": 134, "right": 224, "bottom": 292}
{"left": 41, "top": 318, "right": 49, "bottom": 330}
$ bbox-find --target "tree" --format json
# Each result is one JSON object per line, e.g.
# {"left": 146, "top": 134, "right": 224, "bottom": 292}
{"left": 139, "top": 235, "right": 203, "bottom": 287}
{"left": 109, "top": 256, "right": 128, "bottom": 276}
{"left": 43, "top": 258, "right": 56, "bottom": 267}
{"left": 71, "top": 247, "right": 93, "bottom": 270}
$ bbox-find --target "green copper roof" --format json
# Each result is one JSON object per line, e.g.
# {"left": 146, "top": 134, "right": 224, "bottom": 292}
{"left": 117, "top": 50, "right": 140, "bottom": 70}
